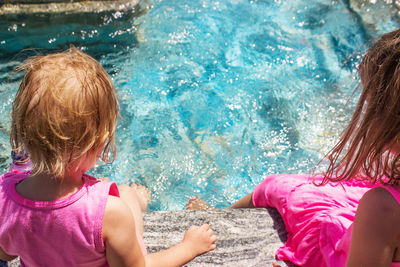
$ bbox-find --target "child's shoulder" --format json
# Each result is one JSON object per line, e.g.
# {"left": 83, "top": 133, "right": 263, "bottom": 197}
{"left": 358, "top": 186, "right": 400, "bottom": 228}
{"left": 349, "top": 186, "right": 400, "bottom": 263}
{"left": 361, "top": 186, "right": 400, "bottom": 209}
{"left": 102, "top": 195, "right": 136, "bottom": 240}
{"left": 367, "top": 185, "right": 400, "bottom": 202}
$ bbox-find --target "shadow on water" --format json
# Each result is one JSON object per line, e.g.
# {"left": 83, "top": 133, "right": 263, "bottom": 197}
{"left": 0, "top": 3, "right": 150, "bottom": 84}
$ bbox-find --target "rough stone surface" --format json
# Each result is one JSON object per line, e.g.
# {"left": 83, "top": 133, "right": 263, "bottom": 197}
{"left": 6, "top": 208, "right": 294, "bottom": 267}
{"left": 3, "top": 0, "right": 124, "bottom": 2}
{"left": 143, "top": 208, "right": 292, "bottom": 267}
{"left": 0, "top": 0, "right": 140, "bottom": 14}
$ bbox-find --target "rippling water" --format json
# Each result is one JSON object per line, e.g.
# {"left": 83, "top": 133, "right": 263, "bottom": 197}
{"left": 0, "top": 0, "right": 399, "bottom": 210}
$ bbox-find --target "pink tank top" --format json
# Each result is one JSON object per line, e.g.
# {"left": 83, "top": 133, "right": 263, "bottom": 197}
{"left": 0, "top": 172, "right": 119, "bottom": 267}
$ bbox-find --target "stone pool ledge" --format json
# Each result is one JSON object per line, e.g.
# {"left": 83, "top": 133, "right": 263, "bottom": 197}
{"left": 0, "top": 0, "right": 140, "bottom": 15}
{"left": 8, "top": 208, "right": 293, "bottom": 267}
{"left": 143, "top": 208, "right": 292, "bottom": 266}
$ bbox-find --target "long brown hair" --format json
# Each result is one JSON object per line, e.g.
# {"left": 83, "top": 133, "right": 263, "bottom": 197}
{"left": 321, "top": 29, "right": 400, "bottom": 185}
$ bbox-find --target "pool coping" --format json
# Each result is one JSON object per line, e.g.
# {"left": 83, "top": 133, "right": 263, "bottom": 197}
{"left": 0, "top": 0, "right": 140, "bottom": 15}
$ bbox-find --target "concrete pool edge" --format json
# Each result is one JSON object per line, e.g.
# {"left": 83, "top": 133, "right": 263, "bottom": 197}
{"left": 7, "top": 208, "right": 293, "bottom": 267}
{"left": 0, "top": 0, "right": 140, "bottom": 15}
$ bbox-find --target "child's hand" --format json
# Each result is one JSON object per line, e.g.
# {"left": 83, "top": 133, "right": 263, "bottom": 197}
{"left": 182, "top": 224, "right": 217, "bottom": 256}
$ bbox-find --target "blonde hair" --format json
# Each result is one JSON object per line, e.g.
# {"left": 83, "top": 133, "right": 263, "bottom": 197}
{"left": 322, "top": 29, "right": 400, "bottom": 185}
{"left": 11, "top": 47, "right": 118, "bottom": 178}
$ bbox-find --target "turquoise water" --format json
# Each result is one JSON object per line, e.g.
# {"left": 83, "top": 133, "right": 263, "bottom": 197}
{"left": 0, "top": 0, "right": 399, "bottom": 210}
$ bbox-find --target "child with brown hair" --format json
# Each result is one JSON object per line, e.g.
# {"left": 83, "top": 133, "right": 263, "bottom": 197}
{"left": 188, "top": 28, "right": 400, "bottom": 267}
{"left": 0, "top": 47, "right": 216, "bottom": 266}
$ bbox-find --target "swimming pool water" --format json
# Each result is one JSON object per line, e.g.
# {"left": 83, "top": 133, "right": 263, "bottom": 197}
{"left": 0, "top": 0, "right": 399, "bottom": 210}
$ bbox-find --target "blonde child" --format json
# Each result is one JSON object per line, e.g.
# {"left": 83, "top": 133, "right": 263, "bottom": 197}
{"left": 0, "top": 47, "right": 217, "bottom": 267}
{"left": 188, "top": 28, "right": 400, "bottom": 267}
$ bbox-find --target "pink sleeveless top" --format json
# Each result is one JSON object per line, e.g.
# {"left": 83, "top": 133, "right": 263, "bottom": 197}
{"left": 0, "top": 172, "right": 119, "bottom": 267}
{"left": 252, "top": 174, "right": 400, "bottom": 267}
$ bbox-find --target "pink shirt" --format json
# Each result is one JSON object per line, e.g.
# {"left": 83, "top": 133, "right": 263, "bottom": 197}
{"left": 252, "top": 174, "right": 400, "bottom": 267}
{"left": 0, "top": 172, "right": 119, "bottom": 267}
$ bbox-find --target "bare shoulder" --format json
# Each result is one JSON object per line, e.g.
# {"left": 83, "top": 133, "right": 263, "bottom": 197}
{"left": 361, "top": 187, "right": 400, "bottom": 211}
{"left": 346, "top": 186, "right": 400, "bottom": 266}
{"left": 104, "top": 196, "right": 128, "bottom": 218}
{"left": 358, "top": 186, "right": 400, "bottom": 235}
{"left": 102, "top": 195, "right": 145, "bottom": 267}
{"left": 102, "top": 195, "right": 135, "bottom": 241}
{"left": 104, "top": 195, "right": 129, "bottom": 215}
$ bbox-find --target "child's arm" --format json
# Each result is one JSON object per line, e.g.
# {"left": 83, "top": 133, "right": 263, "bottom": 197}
{"left": 346, "top": 187, "right": 400, "bottom": 267}
{"left": 144, "top": 224, "right": 216, "bottom": 267}
{"left": 229, "top": 192, "right": 254, "bottom": 209}
{"left": 103, "top": 196, "right": 146, "bottom": 267}
{"left": 0, "top": 246, "right": 17, "bottom": 261}
{"left": 103, "top": 196, "right": 217, "bottom": 267}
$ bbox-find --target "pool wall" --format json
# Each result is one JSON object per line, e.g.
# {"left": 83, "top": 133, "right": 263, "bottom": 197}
{"left": 0, "top": 0, "right": 140, "bottom": 14}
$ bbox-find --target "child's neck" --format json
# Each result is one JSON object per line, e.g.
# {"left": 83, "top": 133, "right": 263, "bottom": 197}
{"left": 15, "top": 171, "right": 84, "bottom": 202}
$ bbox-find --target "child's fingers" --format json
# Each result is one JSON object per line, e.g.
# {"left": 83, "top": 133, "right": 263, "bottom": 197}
{"left": 201, "top": 225, "right": 216, "bottom": 243}
{"left": 210, "top": 234, "right": 217, "bottom": 243}
{"left": 206, "top": 229, "right": 214, "bottom": 237}
{"left": 189, "top": 225, "right": 199, "bottom": 231}
{"left": 199, "top": 224, "right": 210, "bottom": 231}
